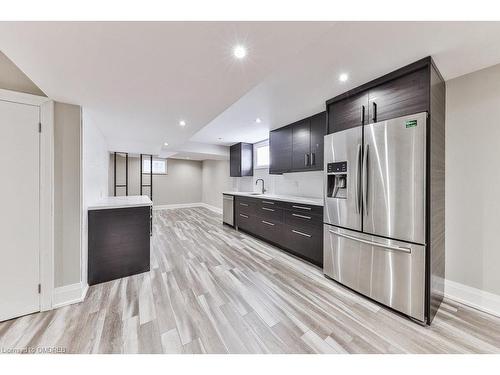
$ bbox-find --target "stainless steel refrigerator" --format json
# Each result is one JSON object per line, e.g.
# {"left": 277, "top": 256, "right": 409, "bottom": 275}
{"left": 323, "top": 112, "right": 428, "bottom": 323}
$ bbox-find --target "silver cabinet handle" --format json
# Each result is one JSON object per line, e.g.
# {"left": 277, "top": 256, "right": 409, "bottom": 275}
{"left": 328, "top": 229, "right": 411, "bottom": 254}
{"left": 239, "top": 213, "right": 248, "bottom": 218}
{"left": 239, "top": 202, "right": 248, "bottom": 206}
{"left": 362, "top": 144, "right": 369, "bottom": 215}
{"left": 262, "top": 207, "right": 275, "bottom": 212}
{"left": 262, "top": 220, "right": 275, "bottom": 226}
{"left": 292, "top": 205, "right": 311, "bottom": 211}
{"left": 262, "top": 201, "right": 274, "bottom": 205}
{"left": 355, "top": 144, "right": 361, "bottom": 214}
{"left": 292, "top": 213, "right": 311, "bottom": 219}
{"left": 292, "top": 229, "right": 311, "bottom": 238}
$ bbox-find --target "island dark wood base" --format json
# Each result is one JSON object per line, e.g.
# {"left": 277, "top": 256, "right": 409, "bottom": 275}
{"left": 88, "top": 206, "right": 151, "bottom": 286}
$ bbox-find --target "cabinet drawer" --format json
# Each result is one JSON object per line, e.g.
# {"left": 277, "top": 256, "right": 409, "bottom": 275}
{"left": 254, "top": 218, "right": 282, "bottom": 244}
{"left": 255, "top": 204, "right": 283, "bottom": 223}
{"left": 236, "top": 199, "right": 255, "bottom": 215}
{"left": 284, "top": 225, "right": 323, "bottom": 266}
{"left": 236, "top": 212, "right": 254, "bottom": 233}
{"left": 284, "top": 209, "right": 322, "bottom": 229}
{"left": 280, "top": 201, "right": 323, "bottom": 217}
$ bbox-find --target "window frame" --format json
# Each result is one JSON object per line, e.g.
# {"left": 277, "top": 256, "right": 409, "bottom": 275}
{"left": 142, "top": 158, "right": 168, "bottom": 175}
{"left": 254, "top": 139, "right": 270, "bottom": 170}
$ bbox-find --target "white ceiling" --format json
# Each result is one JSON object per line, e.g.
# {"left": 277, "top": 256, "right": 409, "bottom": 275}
{"left": 192, "top": 22, "right": 500, "bottom": 145}
{"left": 1, "top": 22, "right": 500, "bottom": 158}
{"left": 0, "top": 21, "right": 330, "bottom": 158}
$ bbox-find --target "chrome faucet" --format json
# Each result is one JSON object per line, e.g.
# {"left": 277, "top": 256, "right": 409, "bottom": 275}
{"left": 255, "top": 179, "right": 266, "bottom": 194}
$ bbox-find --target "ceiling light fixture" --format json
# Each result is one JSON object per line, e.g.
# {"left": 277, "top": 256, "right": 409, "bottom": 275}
{"left": 339, "top": 73, "right": 349, "bottom": 82}
{"left": 233, "top": 45, "right": 247, "bottom": 59}
{"left": 179, "top": 120, "right": 186, "bottom": 127}
{"left": 164, "top": 142, "right": 169, "bottom": 146}
{"left": 255, "top": 118, "right": 262, "bottom": 124}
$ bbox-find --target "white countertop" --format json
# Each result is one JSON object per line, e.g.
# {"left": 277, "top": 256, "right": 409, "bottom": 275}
{"left": 88, "top": 195, "right": 153, "bottom": 210}
{"left": 222, "top": 191, "right": 323, "bottom": 206}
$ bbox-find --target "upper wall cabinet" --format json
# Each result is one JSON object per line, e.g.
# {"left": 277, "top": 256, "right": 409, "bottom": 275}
{"left": 269, "top": 126, "right": 292, "bottom": 174}
{"left": 230, "top": 142, "right": 253, "bottom": 177}
{"left": 368, "top": 68, "right": 429, "bottom": 124}
{"left": 327, "top": 58, "right": 432, "bottom": 133}
{"left": 270, "top": 111, "right": 326, "bottom": 174}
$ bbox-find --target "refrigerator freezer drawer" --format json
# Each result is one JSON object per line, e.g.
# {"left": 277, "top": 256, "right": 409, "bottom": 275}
{"left": 324, "top": 225, "right": 426, "bottom": 322}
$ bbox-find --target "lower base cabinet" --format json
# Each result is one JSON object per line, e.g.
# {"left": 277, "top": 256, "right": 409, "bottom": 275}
{"left": 88, "top": 206, "right": 151, "bottom": 285}
{"left": 235, "top": 196, "right": 323, "bottom": 266}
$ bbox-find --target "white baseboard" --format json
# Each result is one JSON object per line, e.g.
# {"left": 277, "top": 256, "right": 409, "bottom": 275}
{"left": 52, "top": 282, "right": 88, "bottom": 309}
{"left": 199, "top": 203, "right": 222, "bottom": 214}
{"left": 153, "top": 202, "right": 222, "bottom": 214}
{"left": 153, "top": 202, "right": 202, "bottom": 210}
{"left": 445, "top": 279, "right": 500, "bottom": 318}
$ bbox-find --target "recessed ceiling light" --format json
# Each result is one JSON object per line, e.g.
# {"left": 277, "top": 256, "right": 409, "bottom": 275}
{"left": 339, "top": 73, "right": 349, "bottom": 82}
{"left": 255, "top": 118, "right": 262, "bottom": 124}
{"left": 179, "top": 120, "right": 186, "bottom": 127}
{"left": 233, "top": 45, "right": 247, "bottom": 59}
{"left": 164, "top": 142, "right": 169, "bottom": 146}
{"left": 218, "top": 137, "right": 222, "bottom": 140}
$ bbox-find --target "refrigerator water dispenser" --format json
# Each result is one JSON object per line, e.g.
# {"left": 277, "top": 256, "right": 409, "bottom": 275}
{"left": 327, "top": 161, "right": 347, "bottom": 199}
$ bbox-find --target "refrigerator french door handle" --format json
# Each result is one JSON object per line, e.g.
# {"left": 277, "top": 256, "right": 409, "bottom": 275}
{"left": 363, "top": 144, "right": 369, "bottom": 215}
{"left": 355, "top": 144, "right": 361, "bottom": 213}
{"left": 372, "top": 102, "right": 377, "bottom": 122}
{"left": 328, "top": 229, "right": 412, "bottom": 254}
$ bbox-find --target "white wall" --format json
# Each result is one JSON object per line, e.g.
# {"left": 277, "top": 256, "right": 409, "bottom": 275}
{"left": 82, "top": 112, "right": 109, "bottom": 286}
{"left": 109, "top": 155, "right": 203, "bottom": 206}
{"left": 202, "top": 160, "right": 233, "bottom": 209}
{"left": 446, "top": 62, "right": 500, "bottom": 296}
{"left": 54, "top": 102, "right": 81, "bottom": 287}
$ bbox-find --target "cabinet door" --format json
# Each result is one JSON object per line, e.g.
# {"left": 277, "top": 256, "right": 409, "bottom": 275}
{"left": 240, "top": 143, "right": 254, "bottom": 176}
{"left": 229, "top": 143, "right": 241, "bottom": 177}
{"left": 291, "top": 120, "right": 311, "bottom": 170}
{"left": 328, "top": 92, "right": 368, "bottom": 133}
{"left": 309, "top": 112, "right": 326, "bottom": 170}
{"left": 368, "top": 67, "right": 429, "bottom": 123}
{"left": 269, "top": 126, "right": 292, "bottom": 174}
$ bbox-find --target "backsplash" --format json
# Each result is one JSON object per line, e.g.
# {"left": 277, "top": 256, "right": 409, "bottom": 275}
{"left": 231, "top": 168, "right": 323, "bottom": 198}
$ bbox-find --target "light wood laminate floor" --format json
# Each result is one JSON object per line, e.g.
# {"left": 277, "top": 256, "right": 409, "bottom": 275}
{"left": 1, "top": 207, "right": 500, "bottom": 354}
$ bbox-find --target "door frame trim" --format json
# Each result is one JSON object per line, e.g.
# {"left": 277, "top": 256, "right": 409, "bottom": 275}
{"left": 0, "top": 89, "right": 54, "bottom": 312}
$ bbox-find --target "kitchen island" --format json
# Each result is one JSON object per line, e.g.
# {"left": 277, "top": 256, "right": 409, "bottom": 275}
{"left": 88, "top": 195, "right": 152, "bottom": 285}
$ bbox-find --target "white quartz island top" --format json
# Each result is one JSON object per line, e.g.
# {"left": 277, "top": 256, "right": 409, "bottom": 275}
{"left": 88, "top": 195, "right": 153, "bottom": 210}
{"left": 222, "top": 191, "right": 323, "bottom": 206}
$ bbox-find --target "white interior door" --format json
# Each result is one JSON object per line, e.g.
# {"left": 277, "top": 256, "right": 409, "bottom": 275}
{"left": 0, "top": 99, "right": 40, "bottom": 322}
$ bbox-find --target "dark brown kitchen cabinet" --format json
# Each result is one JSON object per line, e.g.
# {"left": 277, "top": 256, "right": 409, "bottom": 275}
{"left": 269, "top": 125, "right": 292, "bottom": 174}
{"left": 230, "top": 142, "right": 253, "bottom": 177}
{"left": 270, "top": 111, "right": 326, "bottom": 174}
{"left": 327, "top": 57, "right": 432, "bottom": 133}
{"left": 328, "top": 92, "right": 368, "bottom": 133}
{"left": 368, "top": 67, "right": 429, "bottom": 123}
{"left": 233, "top": 195, "right": 323, "bottom": 266}
{"left": 291, "top": 120, "right": 311, "bottom": 170}
{"left": 309, "top": 111, "right": 326, "bottom": 169}
{"left": 88, "top": 206, "right": 151, "bottom": 286}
